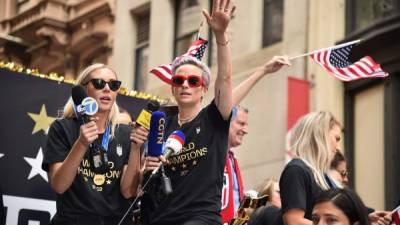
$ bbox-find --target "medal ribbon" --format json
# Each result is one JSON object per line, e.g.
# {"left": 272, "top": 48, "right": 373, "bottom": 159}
{"left": 101, "top": 124, "right": 111, "bottom": 151}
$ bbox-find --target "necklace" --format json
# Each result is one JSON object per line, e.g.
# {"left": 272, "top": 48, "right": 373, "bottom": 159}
{"left": 177, "top": 111, "right": 200, "bottom": 126}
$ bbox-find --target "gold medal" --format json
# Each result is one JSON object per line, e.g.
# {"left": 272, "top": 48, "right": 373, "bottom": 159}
{"left": 93, "top": 174, "right": 105, "bottom": 186}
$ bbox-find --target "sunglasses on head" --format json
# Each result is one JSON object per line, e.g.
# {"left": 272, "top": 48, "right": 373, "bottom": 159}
{"left": 171, "top": 75, "right": 203, "bottom": 88}
{"left": 84, "top": 79, "right": 121, "bottom": 91}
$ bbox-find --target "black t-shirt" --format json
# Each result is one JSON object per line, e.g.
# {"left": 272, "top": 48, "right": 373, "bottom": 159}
{"left": 141, "top": 100, "right": 231, "bottom": 225}
{"left": 43, "top": 118, "right": 132, "bottom": 225}
{"left": 276, "top": 158, "right": 324, "bottom": 225}
{"left": 248, "top": 205, "right": 280, "bottom": 225}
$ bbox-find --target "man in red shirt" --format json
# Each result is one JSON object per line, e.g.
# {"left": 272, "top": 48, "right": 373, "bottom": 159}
{"left": 220, "top": 56, "right": 291, "bottom": 224}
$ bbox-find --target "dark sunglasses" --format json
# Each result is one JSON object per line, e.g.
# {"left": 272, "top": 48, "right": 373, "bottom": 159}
{"left": 171, "top": 75, "right": 203, "bottom": 88}
{"left": 84, "top": 79, "right": 121, "bottom": 91}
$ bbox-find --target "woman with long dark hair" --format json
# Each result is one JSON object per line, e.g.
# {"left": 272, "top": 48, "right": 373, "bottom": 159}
{"left": 312, "top": 188, "right": 370, "bottom": 225}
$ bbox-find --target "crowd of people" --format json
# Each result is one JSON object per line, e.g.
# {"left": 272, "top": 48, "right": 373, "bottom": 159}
{"left": 36, "top": 1, "right": 396, "bottom": 225}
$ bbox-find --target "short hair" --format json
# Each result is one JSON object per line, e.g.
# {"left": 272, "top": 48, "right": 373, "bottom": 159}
{"left": 330, "top": 150, "right": 346, "bottom": 170}
{"left": 171, "top": 55, "right": 211, "bottom": 88}
{"left": 314, "top": 188, "right": 371, "bottom": 225}
{"left": 231, "top": 105, "right": 249, "bottom": 121}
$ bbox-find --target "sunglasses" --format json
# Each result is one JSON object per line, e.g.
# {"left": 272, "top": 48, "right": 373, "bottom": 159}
{"left": 171, "top": 75, "right": 203, "bottom": 88}
{"left": 84, "top": 79, "right": 121, "bottom": 91}
{"left": 340, "top": 171, "right": 348, "bottom": 178}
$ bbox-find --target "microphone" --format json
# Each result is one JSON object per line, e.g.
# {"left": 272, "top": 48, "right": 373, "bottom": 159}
{"left": 71, "top": 85, "right": 98, "bottom": 122}
{"left": 71, "top": 85, "right": 108, "bottom": 173}
{"left": 135, "top": 101, "right": 160, "bottom": 130}
{"left": 156, "top": 130, "right": 185, "bottom": 195}
{"left": 147, "top": 111, "right": 166, "bottom": 157}
{"left": 163, "top": 130, "right": 186, "bottom": 159}
{"left": 151, "top": 130, "right": 186, "bottom": 175}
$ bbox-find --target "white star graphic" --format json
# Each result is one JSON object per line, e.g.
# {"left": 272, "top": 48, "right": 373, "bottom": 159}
{"left": 24, "top": 147, "right": 48, "bottom": 182}
{"left": 0, "top": 153, "right": 4, "bottom": 158}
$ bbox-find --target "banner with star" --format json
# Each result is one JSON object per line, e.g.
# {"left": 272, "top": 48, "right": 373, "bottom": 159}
{"left": 0, "top": 68, "right": 151, "bottom": 225}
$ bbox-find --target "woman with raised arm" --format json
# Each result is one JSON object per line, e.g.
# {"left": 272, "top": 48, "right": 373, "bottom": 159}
{"left": 140, "top": 0, "right": 235, "bottom": 224}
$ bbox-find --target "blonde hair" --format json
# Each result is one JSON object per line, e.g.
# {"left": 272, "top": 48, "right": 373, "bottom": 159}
{"left": 257, "top": 178, "right": 278, "bottom": 199}
{"left": 290, "top": 111, "right": 341, "bottom": 190}
{"left": 62, "top": 63, "right": 120, "bottom": 138}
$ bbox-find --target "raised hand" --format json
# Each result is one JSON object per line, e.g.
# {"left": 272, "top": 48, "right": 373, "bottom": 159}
{"left": 202, "top": 0, "right": 236, "bottom": 35}
{"left": 260, "top": 55, "right": 291, "bottom": 75}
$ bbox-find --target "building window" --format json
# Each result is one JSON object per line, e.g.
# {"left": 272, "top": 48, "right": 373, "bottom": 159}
{"left": 134, "top": 10, "right": 150, "bottom": 91}
{"left": 174, "top": 0, "right": 201, "bottom": 57}
{"left": 347, "top": 0, "right": 400, "bottom": 33}
{"left": 262, "top": 0, "right": 284, "bottom": 47}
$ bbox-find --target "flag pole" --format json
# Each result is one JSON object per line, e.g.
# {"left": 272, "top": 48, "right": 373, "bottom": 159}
{"left": 289, "top": 39, "right": 362, "bottom": 60}
{"left": 392, "top": 205, "right": 400, "bottom": 214}
{"left": 196, "top": 21, "right": 204, "bottom": 40}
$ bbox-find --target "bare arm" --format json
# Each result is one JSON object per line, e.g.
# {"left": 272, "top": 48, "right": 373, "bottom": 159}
{"left": 283, "top": 209, "right": 313, "bottom": 225}
{"left": 233, "top": 55, "right": 290, "bottom": 106}
{"left": 48, "top": 120, "right": 99, "bottom": 194}
{"left": 120, "top": 126, "right": 148, "bottom": 198}
{"left": 202, "top": 0, "right": 236, "bottom": 119}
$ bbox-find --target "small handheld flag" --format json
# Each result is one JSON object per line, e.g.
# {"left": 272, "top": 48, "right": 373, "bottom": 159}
{"left": 290, "top": 40, "right": 389, "bottom": 82}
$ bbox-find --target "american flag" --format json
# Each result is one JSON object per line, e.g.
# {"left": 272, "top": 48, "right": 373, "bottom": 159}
{"left": 310, "top": 43, "right": 388, "bottom": 82}
{"left": 150, "top": 38, "right": 208, "bottom": 84}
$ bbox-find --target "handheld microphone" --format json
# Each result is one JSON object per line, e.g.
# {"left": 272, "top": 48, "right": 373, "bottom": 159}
{"left": 71, "top": 85, "right": 108, "bottom": 173}
{"left": 151, "top": 130, "right": 186, "bottom": 175}
{"left": 158, "top": 130, "right": 185, "bottom": 195}
{"left": 135, "top": 101, "right": 160, "bottom": 130}
{"left": 163, "top": 130, "right": 186, "bottom": 159}
{"left": 147, "top": 111, "right": 166, "bottom": 157}
{"left": 71, "top": 85, "right": 98, "bottom": 122}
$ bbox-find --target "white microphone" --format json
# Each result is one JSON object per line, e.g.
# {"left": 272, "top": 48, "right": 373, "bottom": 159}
{"left": 152, "top": 130, "right": 186, "bottom": 175}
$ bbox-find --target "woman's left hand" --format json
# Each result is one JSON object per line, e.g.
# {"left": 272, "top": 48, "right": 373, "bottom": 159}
{"left": 202, "top": 0, "right": 236, "bottom": 35}
{"left": 130, "top": 126, "right": 149, "bottom": 148}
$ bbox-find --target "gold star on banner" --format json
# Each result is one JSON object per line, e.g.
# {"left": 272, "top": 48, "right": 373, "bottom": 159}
{"left": 84, "top": 177, "right": 88, "bottom": 182}
{"left": 171, "top": 166, "right": 176, "bottom": 171}
{"left": 192, "top": 160, "right": 197, "bottom": 166}
{"left": 28, "top": 104, "right": 56, "bottom": 135}
{"left": 182, "top": 163, "right": 187, "bottom": 169}
{"left": 106, "top": 180, "right": 111, "bottom": 184}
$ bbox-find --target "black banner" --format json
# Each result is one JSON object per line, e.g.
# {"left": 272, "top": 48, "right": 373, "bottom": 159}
{"left": 0, "top": 68, "right": 149, "bottom": 225}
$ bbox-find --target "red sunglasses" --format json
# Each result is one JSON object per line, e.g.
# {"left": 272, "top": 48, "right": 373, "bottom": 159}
{"left": 171, "top": 74, "right": 204, "bottom": 88}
